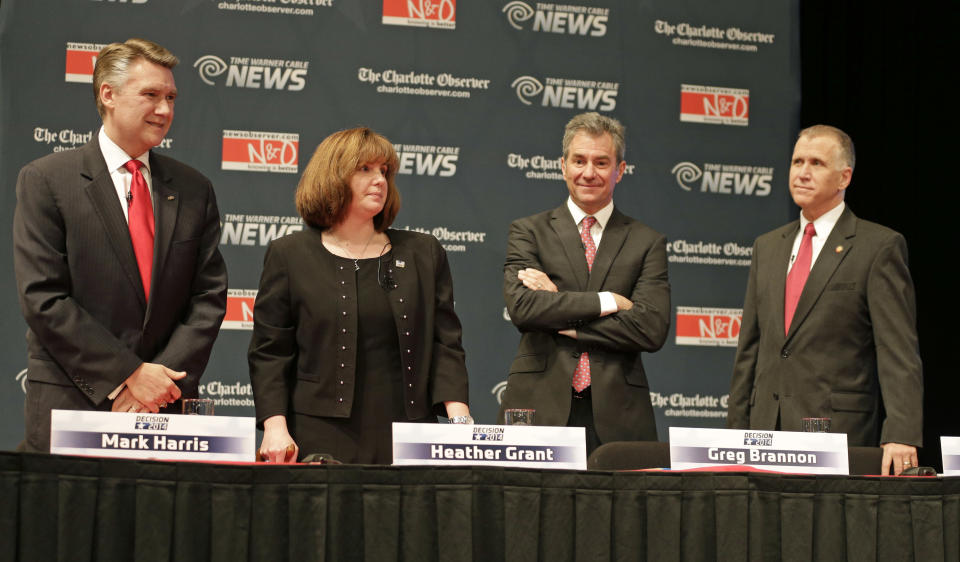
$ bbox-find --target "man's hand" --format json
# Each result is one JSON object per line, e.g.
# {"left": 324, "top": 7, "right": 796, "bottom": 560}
{"left": 518, "top": 268, "right": 558, "bottom": 292}
{"left": 881, "top": 442, "right": 919, "bottom": 475}
{"left": 611, "top": 293, "right": 633, "bottom": 311}
{"left": 111, "top": 387, "right": 147, "bottom": 413}
{"left": 125, "top": 363, "right": 185, "bottom": 413}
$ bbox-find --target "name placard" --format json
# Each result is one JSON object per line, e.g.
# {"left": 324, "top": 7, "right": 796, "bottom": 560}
{"left": 50, "top": 409, "right": 255, "bottom": 462}
{"left": 941, "top": 436, "right": 960, "bottom": 476}
{"left": 392, "top": 423, "right": 586, "bottom": 470}
{"left": 670, "top": 427, "right": 849, "bottom": 474}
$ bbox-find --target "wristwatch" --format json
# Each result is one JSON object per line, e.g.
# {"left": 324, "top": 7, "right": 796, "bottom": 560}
{"left": 449, "top": 415, "right": 474, "bottom": 424}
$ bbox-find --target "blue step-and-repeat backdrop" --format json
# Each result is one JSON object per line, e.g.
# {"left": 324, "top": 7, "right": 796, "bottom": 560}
{"left": 0, "top": 0, "right": 799, "bottom": 449}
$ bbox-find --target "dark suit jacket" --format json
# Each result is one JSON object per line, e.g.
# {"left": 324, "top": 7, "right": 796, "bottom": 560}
{"left": 13, "top": 137, "right": 228, "bottom": 451}
{"left": 727, "top": 206, "right": 923, "bottom": 446}
{"left": 499, "top": 205, "right": 670, "bottom": 443}
{"left": 248, "top": 227, "right": 469, "bottom": 428}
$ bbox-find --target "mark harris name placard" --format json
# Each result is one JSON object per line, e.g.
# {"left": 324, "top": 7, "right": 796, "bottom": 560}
{"left": 50, "top": 409, "right": 255, "bottom": 462}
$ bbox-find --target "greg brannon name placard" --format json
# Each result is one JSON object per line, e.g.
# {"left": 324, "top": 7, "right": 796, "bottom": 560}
{"left": 50, "top": 409, "right": 255, "bottom": 461}
{"left": 392, "top": 423, "right": 586, "bottom": 470}
{"left": 669, "top": 426, "right": 849, "bottom": 474}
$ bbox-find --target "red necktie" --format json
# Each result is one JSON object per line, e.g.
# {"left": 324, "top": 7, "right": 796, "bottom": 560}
{"left": 125, "top": 160, "right": 154, "bottom": 302}
{"left": 573, "top": 216, "right": 597, "bottom": 392}
{"left": 784, "top": 222, "right": 816, "bottom": 334}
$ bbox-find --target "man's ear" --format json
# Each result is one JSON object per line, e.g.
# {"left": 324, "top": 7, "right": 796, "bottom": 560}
{"left": 100, "top": 82, "right": 117, "bottom": 112}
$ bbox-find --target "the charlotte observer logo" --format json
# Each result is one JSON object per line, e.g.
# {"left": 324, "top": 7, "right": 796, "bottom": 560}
{"left": 671, "top": 161, "right": 772, "bottom": 197}
{"left": 222, "top": 289, "right": 257, "bottom": 330}
{"left": 222, "top": 130, "right": 299, "bottom": 174}
{"left": 221, "top": 214, "right": 304, "bottom": 247}
{"left": 394, "top": 144, "right": 458, "bottom": 177}
{"left": 508, "top": 152, "right": 635, "bottom": 181}
{"left": 65, "top": 42, "right": 106, "bottom": 83}
{"left": 503, "top": 1, "right": 608, "bottom": 36}
{"left": 512, "top": 75, "right": 618, "bottom": 110}
{"left": 675, "top": 306, "right": 742, "bottom": 347}
{"left": 194, "top": 55, "right": 308, "bottom": 90}
{"left": 680, "top": 84, "right": 749, "bottom": 126}
{"left": 383, "top": 0, "right": 455, "bottom": 30}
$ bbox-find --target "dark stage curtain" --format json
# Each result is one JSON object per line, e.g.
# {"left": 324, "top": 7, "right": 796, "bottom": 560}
{"left": 2, "top": 452, "right": 958, "bottom": 562}
{"left": 800, "top": 3, "right": 953, "bottom": 468}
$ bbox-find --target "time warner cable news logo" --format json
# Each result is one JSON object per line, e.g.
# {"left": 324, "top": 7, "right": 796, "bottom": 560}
{"left": 394, "top": 143, "right": 459, "bottom": 177}
{"left": 512, "top": 75, "right": 618, "bottom": 110}
{"left": 383, "top": 0, "right": 455, "bottom": 30}
{"left": 680, "top": 84, "right": 749, "bottom": 126}
{"left": 671, "top": 161, "right": 773, "bottom": 196}
{"left": 502, "top": 1, "right": 608, "bottom": 36}
{"left": 194, "top": 55, "right": 308, "bottom": 90}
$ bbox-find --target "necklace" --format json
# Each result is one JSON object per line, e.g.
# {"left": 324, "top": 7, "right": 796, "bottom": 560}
{"left": 330, "top": 231, "right": 377, "bottom": 271}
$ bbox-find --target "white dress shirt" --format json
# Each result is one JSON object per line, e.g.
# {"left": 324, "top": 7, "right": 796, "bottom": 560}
{"left": 788, "top": 201, "right": 846, "bottom": 274}
{"left": 566, "top": 197, "right": 617, "bottom": 315}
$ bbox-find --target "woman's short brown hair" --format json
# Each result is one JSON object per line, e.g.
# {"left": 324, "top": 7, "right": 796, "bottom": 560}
{"left": 296, "top": 127, "right": 401, "bottom": 231}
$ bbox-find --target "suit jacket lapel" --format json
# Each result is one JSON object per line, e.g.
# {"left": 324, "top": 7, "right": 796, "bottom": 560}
{"left": 150, "top": 154, "right": 179, "bottom": 292}
{"left": 549, "top": 206, "right": 589, "bottom": 290}
{"left": 786, "top": 207, "right": 857, "bottom": 341}
{"left": 587, "top": 208, "right": 628, "bottom": 292}
{"left": 81, "top": 138, "right": 147, "bottom": 310}
{"left": 385, "top": 236, "right": 414, "bottom": 332}
{"left": 772, "top": 221, "right": 798, "bottom": 338}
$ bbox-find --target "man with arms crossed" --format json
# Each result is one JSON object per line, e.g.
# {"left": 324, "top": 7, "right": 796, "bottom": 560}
{"left": 499, "top": 112, "right": 670, "bottom": 454}
{"left": 13, "top": 38, "right": 228, "bottom": 451}
{"left": 727, "top": 125, "right": 922, "bottom": 475}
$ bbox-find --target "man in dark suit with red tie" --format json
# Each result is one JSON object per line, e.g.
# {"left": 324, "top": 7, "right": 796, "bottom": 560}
{"left": 12, "top": 38, "right": 228, "bottom": 452}
{"left": 727, "top": 125, "right": 922, "bottom": 475}
{"left": 498, "top": 112, "right": 670, "bottom": 454}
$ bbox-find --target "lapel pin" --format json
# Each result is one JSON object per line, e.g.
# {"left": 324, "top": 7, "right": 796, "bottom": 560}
{"left": 835, "top": 245, "right": 843, "bottom": 253}
{"left": 167, "top": 195, "right": 175, "bottom": 201}
{"left": 395, "top": 259, "right": 406, "bottom": 268}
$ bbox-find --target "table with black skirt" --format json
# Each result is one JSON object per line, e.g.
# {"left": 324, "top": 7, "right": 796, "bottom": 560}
{"left": 2, "top": 451, "right": 957, "bottom": 561}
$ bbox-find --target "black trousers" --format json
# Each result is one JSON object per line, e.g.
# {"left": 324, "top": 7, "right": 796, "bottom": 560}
{"left": 567, "top": 386, "right": 602, "bottom": 456}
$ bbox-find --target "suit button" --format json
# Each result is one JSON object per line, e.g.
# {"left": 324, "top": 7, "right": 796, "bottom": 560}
{"left": 773, "top": 392, "right": 779, "bottom": 400}
{"left": 338, "top": 398, "right": 344, "bottom": 403}
{"left": 408, "top": 383, "right": 413, "bottom": 388}
{"left": 399, "top": 298, "right": 404, "bottom": 303}
{"left": 339, "top": 380, "right": 344, "bottom": 385}
{"left": 780, "top": 349, "right": 790, "bottom": 358}
{"left": 340, "top": 363, "right": 345, "bottom": 368}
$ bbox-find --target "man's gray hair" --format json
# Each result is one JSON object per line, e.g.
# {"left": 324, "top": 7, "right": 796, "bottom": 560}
{"left": 562, "top": 112, "right": 626, "bottom": 163}
{"left": 798, "top": 124, "right": 856, "bottom": 171}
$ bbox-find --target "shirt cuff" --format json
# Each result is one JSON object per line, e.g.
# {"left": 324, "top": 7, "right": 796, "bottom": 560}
{"left": 108, "top": 383, "right": 126, "bottom": 400}
{"left": 598, "top": 292, "right": 617, "bottom": 316}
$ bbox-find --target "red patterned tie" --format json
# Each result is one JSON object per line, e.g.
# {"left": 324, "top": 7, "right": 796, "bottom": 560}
{"left": 125, "top": 160, "right": 154, "bottom": 302}
{"left": 784, "top": 222, "right": 815, "bottom": 335}
{"left": 573, "top": 216, "right": 597, "bottom": 392}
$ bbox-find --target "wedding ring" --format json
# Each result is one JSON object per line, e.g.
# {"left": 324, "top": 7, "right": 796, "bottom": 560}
{"left": 536, "top": 282, "right": 543, "bottom": 288}
{"left": 128, "top": 405, "right": 138, "bottom": 413}
{"left": 903, "top": 460, "right": 912, "bottom": 468}
{"left": 157, "top": 401, "right": 167, "bottom": 409}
